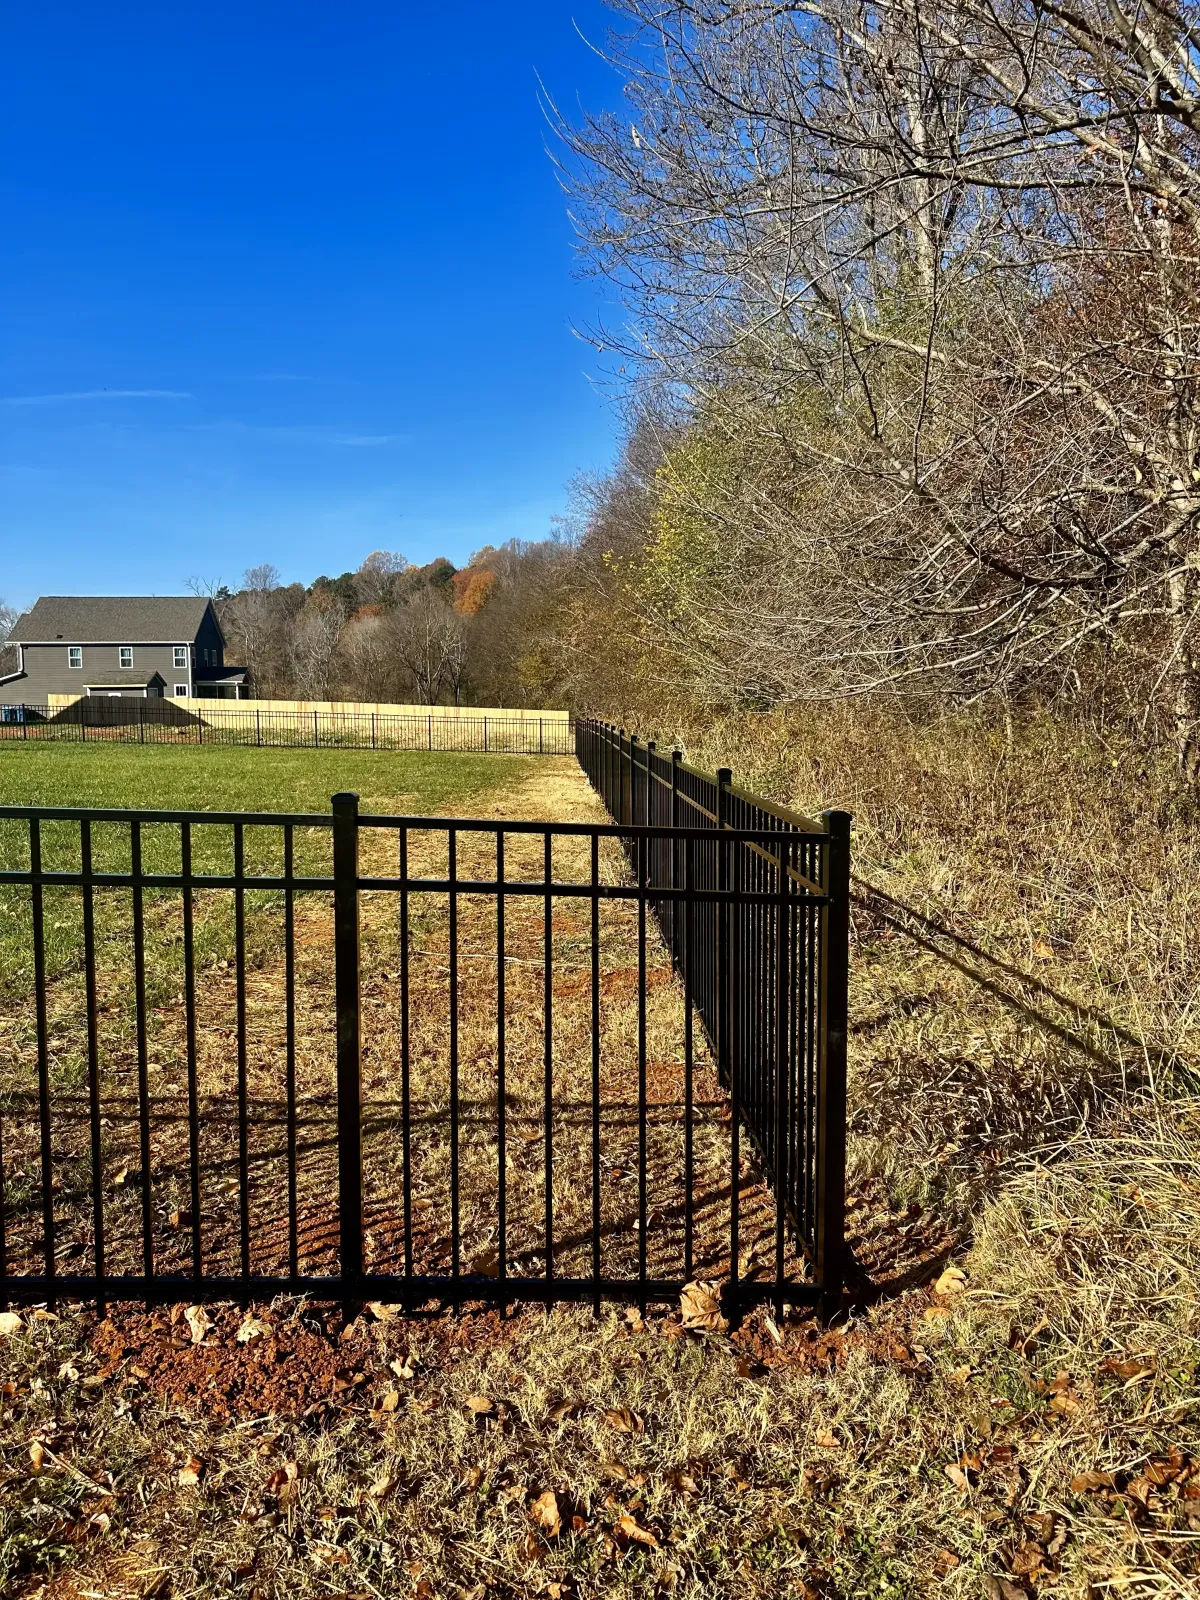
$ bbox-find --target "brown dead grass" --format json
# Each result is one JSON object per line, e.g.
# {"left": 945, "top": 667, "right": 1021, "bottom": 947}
{"left": 0, "top": 758, "right": 798, "bottom": 1293}
{"left": 5, "top": 717, "right": 1199, "bottom": 1599}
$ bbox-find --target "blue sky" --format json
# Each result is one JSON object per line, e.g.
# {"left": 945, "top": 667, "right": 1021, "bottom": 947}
{"left": 1, "top": 1, "right": 627, "bottom": 609}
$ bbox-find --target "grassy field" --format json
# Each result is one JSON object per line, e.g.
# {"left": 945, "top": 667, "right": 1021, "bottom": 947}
{"left": 2, "top": 727, "right": 1199, "bottom": 1599}
{"left": 0, "top": 742, "right": 541, "bottom": 817}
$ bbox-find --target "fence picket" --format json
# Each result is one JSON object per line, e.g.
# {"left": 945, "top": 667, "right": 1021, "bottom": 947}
{"left": 0, "top": 736, "right": 848, "bottom": 1316}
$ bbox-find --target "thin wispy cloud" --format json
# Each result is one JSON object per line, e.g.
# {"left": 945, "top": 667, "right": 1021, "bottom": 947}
{"left": 189, "top": 420, "right": 407, "bottom": 448}
{"left": 3, "top": 388, "right": 192, "bottom": 406}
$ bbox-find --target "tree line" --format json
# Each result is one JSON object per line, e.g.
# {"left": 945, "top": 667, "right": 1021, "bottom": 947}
{"left": 9, "top": 0, "right": 1200, "bottom": 764}
{"left": 536, "top": 0, "right": 1200, "bottom": 779}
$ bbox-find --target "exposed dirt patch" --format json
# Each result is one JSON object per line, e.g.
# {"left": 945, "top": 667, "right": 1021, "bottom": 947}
{"left": 90, "top": 1302, "right": 386, "bottom": 1423}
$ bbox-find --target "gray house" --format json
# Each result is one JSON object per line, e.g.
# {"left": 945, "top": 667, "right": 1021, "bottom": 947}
{"left": 0, "top": 596, "right": 249, "bottom": 707}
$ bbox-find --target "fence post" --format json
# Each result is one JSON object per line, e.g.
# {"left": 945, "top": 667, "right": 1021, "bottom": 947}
{"left": 256, "top": 710, "right": 262, "bottom": 747}
{"left": 539, "top": 717, "right": 544, "bottom": 755}
{"left": 371, "top": 712, "right": 376, "bottom": 750}
{"left": 332, "top": 792, "right": 364, "bottom": 1304}
{"left": 816, "top": 809, "right": 851, "bottom": 1321}
{"left": 670, "top": 748, "right": 682, "bottom": 959}
{"left": 714, "top": 766, "right": 735, "bottom": 1292}
{"left": 427, "top": 714, "right": 432, "bottom": 751}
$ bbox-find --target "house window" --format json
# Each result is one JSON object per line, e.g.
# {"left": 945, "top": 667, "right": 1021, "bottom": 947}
{"left": 173, "top": 646, "right": 188, "bottom": 669}
{"left": 67, "top": 646, "right": 82, "bottom": 669}
{"left": 119, "top": 646, "right": 134, "bottom": 668}
{"left": 174, "top": 684, "right": 189, "bottom": 698}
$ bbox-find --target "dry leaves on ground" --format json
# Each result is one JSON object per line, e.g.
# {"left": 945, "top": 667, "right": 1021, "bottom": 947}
{"left": 680, "top": 1281, "right": 728, "bottom": 1333}
{"left": 530, "top": 1490, "right": 562, "bottom": 1538}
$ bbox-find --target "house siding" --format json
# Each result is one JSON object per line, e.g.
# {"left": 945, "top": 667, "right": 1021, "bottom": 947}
{"left": 0, "top": 639, "right": 218, "bottom": 704}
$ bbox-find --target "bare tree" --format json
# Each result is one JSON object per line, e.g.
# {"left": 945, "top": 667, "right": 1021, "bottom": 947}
{"left": 0, "top": 598, "right": 18, "bottom": 678}
{"left": 386, "top": 590, "right": 467, "bottom": 705}
{"left": 340, "top": 610, "right": 404, "bottom": 701}
{"left": 558, "top": 0, "right": 1200, "bottom": 774}
{"left": 219, "top": 565, "right": 304, "bottom": 698}
{"left": 184, "top": 574, "right": 225, "bottom": 598}
{"left": 355, "top": 550, "right": 408, "bottom": 609}
{"left": 289, "top": 594, "right": 347, "bottom": 700}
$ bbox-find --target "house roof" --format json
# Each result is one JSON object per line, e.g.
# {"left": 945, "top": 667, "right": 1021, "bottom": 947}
{"left": 10, "top": 596, "right": 216, "bottom": 644}
{"left": 84, "top": 672, "right": 167, "bottom": 688}
{"left": 193, "top": 666, "right": 249, "bottom": 683}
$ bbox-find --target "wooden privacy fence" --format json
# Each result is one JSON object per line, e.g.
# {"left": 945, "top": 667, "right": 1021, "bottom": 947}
{"left": 0, "top": 736, "right": 849, "bottom": 1316}
{"left": 0, "top": 700, "right": 572, "bottom": 756}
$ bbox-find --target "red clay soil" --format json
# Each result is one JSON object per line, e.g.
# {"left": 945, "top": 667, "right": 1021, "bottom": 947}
{"left": 81, "top": 1178, "right": 950, "bottom": 1426}
{"left": 87, "top": 1298, "right": 551, "bottom": 1424}
{"left": 91, "top": 1303, "right": 384, "bottom": 1422}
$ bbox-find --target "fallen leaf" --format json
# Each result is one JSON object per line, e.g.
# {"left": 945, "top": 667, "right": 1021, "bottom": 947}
{"left": 680, "top": 1280, "right": 727, "bottom": 1333}
{"left": 547, "top": 1396, "right": 582, "bottom": 1423}
{"left": 1099, "top": 1357, "right": 1155, "bottom": 1382}
{"left": 1069, "top": 1469, "right": 1116, "bottom": 1493}
{"left": 236, "top": 1313, "right": 271, "bottom": 1343}
{"left": 944, "top": 1463, "right": 971, "bottom": 1491}
{"left": 369, "top": 1472, "right": 396, "bottom": 1500}
{"left": 183, "top": 1305, "right": 213, "bottom": 1345}
{"left": 667, "top": 1469, "right": 699, "bottom": 1495}
{"left": 603, "top": 1406, "right": 644, "bottom": 1435}
{"left": 390, "top": 1356, "right": 417, "bottom": 1381}
{"left": 815, "top": 1429, "right": 841, "bottom": 1450}
{"left": 1032, "top": 938, "right": 1055, "bottom": 961}
{"left": 265, "top": 1461, "right": 299, "bottom": 1495}
{"left": 984, "top": 1577, "right": 1027, "bottom": 1600}
{"left": 178, "top": 1455, "right": 205, "bottom": 1487}
{"left": 378, "top": 1389, "right": 401, "bottom": 1413}
{"left": 29, "top": 1440, "right": 45, "bottom": 1474}
{"left": 0, "top": 1311, "right": 23, "bottom": 1338}
{"left": 1008, "top": 1540, "right": 1045, "bottom": 1576}
{"left": 466, "top": 1394, "right": 495, "bottom": 1416}
{"left": 1047, "top": 1389, "right": 1082, "bottom": 1415}
{"left": 615, "top": 1512, "right": 658, "bottom": 1548}
{"left": 366, "top": 1300, "right": 403, "bottom": 1320}
{"left": 530, "top": 1489, "right": 562, "bottom": 1537}
{"left": 934, "top": 1266, "right": 968, "bottom": 1297}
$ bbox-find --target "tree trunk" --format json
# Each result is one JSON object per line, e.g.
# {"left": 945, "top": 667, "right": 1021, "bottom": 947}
{"left": 1170, "top": 564, "right": 1200, "bottom": 782}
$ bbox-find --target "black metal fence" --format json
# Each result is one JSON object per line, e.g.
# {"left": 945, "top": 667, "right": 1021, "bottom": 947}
{"left": 0, "top": 754, "right": 848, "bottom": 1316}
{"left": 0, "top": 700, "right": 572, "bottom": 756}
{"left": 575, "top": 718, "right": 850, "bottom": 1305}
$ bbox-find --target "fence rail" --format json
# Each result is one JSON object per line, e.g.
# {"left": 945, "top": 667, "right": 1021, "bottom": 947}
{"left": 0, "top": 735, "right": 849, "bottom": 1317}
{"left": 0, "top": 700, "right": 572, "bottom": 756}
{"left": 575, "top": 718, "right": 850, "bottom": 1306}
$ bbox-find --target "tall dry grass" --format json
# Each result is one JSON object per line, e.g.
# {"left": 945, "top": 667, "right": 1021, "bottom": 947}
{"left": 661, "top": 705, "right": 1200, "bottom": 1219}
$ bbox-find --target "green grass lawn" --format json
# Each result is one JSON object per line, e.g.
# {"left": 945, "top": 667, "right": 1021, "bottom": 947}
{"left": 0, "top": 742, "right": 541, "bottom": 820}
{"left": 0, "top": 745, "right": 548, "bottom": 1108}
